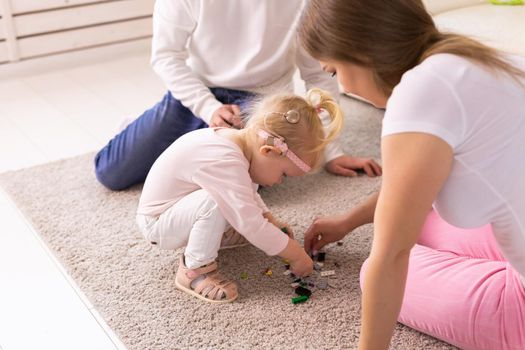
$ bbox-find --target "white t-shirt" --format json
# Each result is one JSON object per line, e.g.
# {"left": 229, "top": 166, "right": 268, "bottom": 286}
{"left": 151, "top": 0, "right": 344, "bottom": 161}
{"left": 137, "top": 128, "right": 289, "bottom": 256}
{"left": 383, "top": 53, "right": 525, "bottom": 286}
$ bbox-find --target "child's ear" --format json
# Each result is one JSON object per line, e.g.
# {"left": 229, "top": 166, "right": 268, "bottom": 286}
{"left": 259, "top": 145, "right": 282, "bottom": 157}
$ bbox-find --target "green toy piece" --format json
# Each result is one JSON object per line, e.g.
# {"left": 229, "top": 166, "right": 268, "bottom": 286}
{"left": 490, "top": 0, "right": 523, "bottom": 5}
{"left": 291, "top": 295, "right": 309, "bottom": 304}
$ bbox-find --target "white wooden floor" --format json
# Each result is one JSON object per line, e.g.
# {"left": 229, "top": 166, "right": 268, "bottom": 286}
{"left": 0, "top": 41, "right": 165, "bottom": 350}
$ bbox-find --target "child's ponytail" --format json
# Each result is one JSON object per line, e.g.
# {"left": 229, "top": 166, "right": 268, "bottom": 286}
{"left": 305, "top": 88, "right": 344, "bottom": 154}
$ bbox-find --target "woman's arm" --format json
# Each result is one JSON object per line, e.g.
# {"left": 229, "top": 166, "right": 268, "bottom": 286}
{"left": 303, "top": 191, "right": 379, "bottom": 254}
{"left": 359, "top": 132, "right": 453, "bottom": 350}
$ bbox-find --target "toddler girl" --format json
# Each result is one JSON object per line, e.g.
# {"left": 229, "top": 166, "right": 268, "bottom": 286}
{"left": 136, "top": 88, "right": 343, "bottom": 303}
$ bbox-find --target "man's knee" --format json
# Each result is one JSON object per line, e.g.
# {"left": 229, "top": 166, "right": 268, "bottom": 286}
{"left": 94, "top": 152, "right": 127, "bottom": 191}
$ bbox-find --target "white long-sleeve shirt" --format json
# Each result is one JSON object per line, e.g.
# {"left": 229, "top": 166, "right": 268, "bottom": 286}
{"left": 151, "top": 0, "right": 344, "bottom": 161}
{"left": 137, "top": 128, "right": 289, "bottom": 256}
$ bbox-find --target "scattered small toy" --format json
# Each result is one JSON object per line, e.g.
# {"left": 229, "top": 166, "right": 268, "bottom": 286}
{"left": 242, "top": 245, "right": 338, "bottom": 303}
{"left": 320, "top": 270, "right": 335, "bottom": 277}
{"left": 317, "top": 279, "right": 328, "bottom": 290}
{"left": 295, "top": 286, "right": 312, "bottom": 297}
{"left": 284, "top": 249, "right": 339, "bottom": 303}
{"left": 291, "top": 295, "right": 309, "bottom": 304}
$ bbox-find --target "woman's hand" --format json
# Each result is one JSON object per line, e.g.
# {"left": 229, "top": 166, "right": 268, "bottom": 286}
{"left": 304, "top": 192, "right": 379, "bottom": 254}
{"left": 304, "top": 214, "right": 351, "bottom": 254}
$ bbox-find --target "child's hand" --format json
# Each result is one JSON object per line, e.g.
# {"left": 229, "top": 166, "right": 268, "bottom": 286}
{"left": 279, "top": 239, "right": 313, "bottom": 277}
{"left": 289, "top": 248, "right": 313, "bottom": 277}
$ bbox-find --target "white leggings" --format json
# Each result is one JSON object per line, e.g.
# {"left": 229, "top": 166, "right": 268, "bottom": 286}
{"left": 136, "top": 189, "right": 229, "bottom": 269}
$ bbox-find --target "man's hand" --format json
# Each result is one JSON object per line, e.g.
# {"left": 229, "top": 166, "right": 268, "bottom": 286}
{"left": 209, "top": 104, "right": 243, "bottom": 128}
{"left": 326, "top": 155, "right": 382, "bottom": 177}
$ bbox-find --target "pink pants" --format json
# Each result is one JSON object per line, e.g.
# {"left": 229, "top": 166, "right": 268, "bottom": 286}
{"left": 360, "top": 210, "right": 525, "bottom": 350}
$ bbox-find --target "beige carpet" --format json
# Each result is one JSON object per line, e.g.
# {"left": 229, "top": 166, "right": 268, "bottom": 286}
{"left": 0, "top": 97, "right": 456, "bottom": 350}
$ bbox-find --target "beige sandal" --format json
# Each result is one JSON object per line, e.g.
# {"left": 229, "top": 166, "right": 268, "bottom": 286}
{"left": 219, "top": 227, "right": 249, "bottom": 250}
{"left": 175, "top": 256, "right": 238, "bottom": 303}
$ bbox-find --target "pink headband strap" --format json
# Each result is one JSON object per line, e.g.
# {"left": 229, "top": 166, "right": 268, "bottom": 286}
{"left": 256, "top": 129, "right": 312, "bottom": 173}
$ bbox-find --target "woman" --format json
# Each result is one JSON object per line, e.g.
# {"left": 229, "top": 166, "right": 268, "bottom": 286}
{"left": 298, "top": 1, "right": 525, "bottom": 349}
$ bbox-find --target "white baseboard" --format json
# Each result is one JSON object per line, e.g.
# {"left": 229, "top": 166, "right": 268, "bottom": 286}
{"left": 0, "top": 38, "right": 152, "bottom": 80}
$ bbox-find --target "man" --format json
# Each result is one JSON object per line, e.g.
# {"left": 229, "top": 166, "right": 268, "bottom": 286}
{"left": 94, "top": 0, "right": 381, "bottom": 190}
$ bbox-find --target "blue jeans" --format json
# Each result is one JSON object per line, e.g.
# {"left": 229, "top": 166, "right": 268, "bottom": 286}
{"left": 94, "top": 88, "right": 255, "bottom": 190}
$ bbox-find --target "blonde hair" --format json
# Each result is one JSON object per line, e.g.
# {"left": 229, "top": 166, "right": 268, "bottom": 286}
{"left": 298, "top": 0, "right": 525, "bottom": 96}
{"left": 244, "top": 88, "right": 344, "bottom": 170}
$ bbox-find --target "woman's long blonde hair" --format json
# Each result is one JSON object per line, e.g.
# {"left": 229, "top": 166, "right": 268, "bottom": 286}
{"left": 244, "top": 88, "right": 344, "bottom": 170}
{"left": 298, "top": 0, "right": 525, "bottom": 96}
